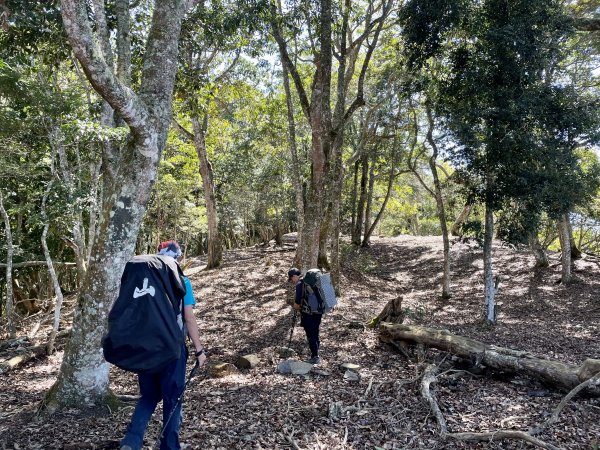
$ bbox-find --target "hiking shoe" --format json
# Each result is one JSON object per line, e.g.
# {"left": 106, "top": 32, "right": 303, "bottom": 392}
{"left": 306, "top": 356, "right": 321, "bottom": 365}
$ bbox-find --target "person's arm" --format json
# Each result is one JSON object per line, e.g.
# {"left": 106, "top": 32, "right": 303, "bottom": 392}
{"left": 293, "top": 281, "right": 302, "bottom": 311}
{"left": 184, "top": 305, "right": 207, "bottom": 367}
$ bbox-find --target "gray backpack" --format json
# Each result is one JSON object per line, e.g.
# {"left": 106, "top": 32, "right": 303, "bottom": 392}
{"left": 301, "top": 269, "right": 337, "bottom": 314}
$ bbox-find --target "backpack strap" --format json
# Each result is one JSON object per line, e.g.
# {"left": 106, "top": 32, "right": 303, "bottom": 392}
{"left": 301, "top": 281, "right": 314, "bottom": 315}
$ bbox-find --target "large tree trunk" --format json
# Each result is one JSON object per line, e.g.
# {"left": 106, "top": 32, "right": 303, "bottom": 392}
{"left": 0, "top": 192, "right": 15, "bottom": 339}
{"left": 44, "top": 0, "right": 188, "bottom": 412}
{"left": 380, "top": 323, "right": 600, "bottom": 395}
{"left": 271, "top": 0, "right": 391, "bottom": 273}
{"left": 191, "top": 115, "right": 222, "bottom": 269}
{"left": 483, "top": 201, "right": 496, "bottom": 324}
{"left": 557, "top": 213, "right": 572, "bottom": 283}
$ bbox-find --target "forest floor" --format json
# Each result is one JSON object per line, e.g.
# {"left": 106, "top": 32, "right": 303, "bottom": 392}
{"left": 1, "top": 235, "right": 600, "bottom": 450}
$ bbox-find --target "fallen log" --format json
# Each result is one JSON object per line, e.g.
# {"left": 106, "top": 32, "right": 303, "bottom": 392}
{"left": 380, "top": 323, "right": 600, "bottom": 395}
{"left": 0, "top": 344, "right": 47, "bottom": 374}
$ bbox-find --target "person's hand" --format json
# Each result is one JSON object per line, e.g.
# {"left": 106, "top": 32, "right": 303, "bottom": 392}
{"left": 195, "top": 350, "right": 207, "bottom": 367}
{"left": 292, "top": 303, "right": 301, "bottom": 311}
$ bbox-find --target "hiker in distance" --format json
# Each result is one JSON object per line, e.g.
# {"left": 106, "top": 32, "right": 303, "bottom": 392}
{"left": 120, "top": 240, "right": 207, "bottom": 450}
{"left": 288, "top": 267, "right": 322, "bottom": 365}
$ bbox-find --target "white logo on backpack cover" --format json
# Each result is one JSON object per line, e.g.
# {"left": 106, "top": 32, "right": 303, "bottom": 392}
{"left": 133, "top": 278, "right": 156, "bottom": 298}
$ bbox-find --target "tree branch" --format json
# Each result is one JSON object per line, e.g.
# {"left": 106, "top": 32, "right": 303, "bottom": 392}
{"left": 337, "top": 0, "right": 392, "bottom": 130}
{"left": 270, "top": 6, "right": 311, "bottom": 121}
{"left": 60, "top": 0, "right": 149, "bottom": 136}
{"left": 172, "top": 120, "right": 195, "bottom": 142}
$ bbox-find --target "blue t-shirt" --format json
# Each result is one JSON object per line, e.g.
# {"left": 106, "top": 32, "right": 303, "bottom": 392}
{"left": 183, "top": 276, "right": 196, "bottom": 306}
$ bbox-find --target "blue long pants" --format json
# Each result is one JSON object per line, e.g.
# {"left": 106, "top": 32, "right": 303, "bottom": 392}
{"left": 301, "top": 313, "right": 322, "bottom": 358}
{"left": 121, "top": 346, "right": 187, "bottom": 450}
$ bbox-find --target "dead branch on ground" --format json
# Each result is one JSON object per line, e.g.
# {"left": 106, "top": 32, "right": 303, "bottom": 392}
{"left": 530, "top": 371, "right": 600, "bottom": 435}
{"left": 419, "top": 363, "right": 563, "bottom": 450}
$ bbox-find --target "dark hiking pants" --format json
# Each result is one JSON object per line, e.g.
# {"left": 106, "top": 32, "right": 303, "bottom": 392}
{"left": 301, "top": 313, "right": 322, "bottom": 358}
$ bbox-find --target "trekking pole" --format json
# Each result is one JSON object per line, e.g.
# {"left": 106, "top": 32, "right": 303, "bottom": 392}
{"left": 287, "top": 309, "right": 297, "bottom": 349}
{"left": 153, "top": 360, "right": 201, "bottom": 450}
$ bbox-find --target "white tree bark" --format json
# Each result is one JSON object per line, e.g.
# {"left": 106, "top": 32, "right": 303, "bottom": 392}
{"left": 483, "top": 203, "right": 497, "bottom": 324}
{"left": 557, "top": 214, "right": 572, "bottom": 283}
{"left": 0, "top": 192, "right": 15, "bottom": 339}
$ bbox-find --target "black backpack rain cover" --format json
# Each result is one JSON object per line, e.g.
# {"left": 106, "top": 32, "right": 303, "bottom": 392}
{"left": 102, "top": 254, "right": 186, "bottom": 374}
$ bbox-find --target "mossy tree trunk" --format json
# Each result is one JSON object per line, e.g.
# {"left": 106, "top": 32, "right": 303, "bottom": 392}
{"left": 43, "top": 0, "right": 188, "bottom": 412}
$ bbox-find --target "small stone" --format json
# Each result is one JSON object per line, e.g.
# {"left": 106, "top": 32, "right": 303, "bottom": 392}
{"left": 343, "top": 369, "right": 360, "bottom": 381}
{"left": 277, "top": 359, "right": 313, "bottom": 375}
{"left": 340, "top": 362, "right": 360, "bottom": 371}
{"left": 207, "top": 362, "right": 238, "bottom": 378}
{"left": 348, "top": 321, "right": 365, "bottom": 330}
{"left": 328, "top": 400, "right": 344, "bottom": 420}
{"left": 235, "top": 354, "right": 260, "bottom": 369}
{"left": 289, "top": 360, "right": 313, "bottom": 375}
{"left": 278, "top": 347, "right": 296, "bottom": 358}
{"left": 277, "top": 360, "right": 292, "bottom": 374}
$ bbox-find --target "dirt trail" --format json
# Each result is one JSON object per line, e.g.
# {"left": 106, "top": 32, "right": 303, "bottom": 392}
{"left": 1, "top": 236, "right": 599, "bottom": 449}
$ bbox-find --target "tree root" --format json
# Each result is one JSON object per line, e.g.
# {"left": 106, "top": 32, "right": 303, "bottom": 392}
{"left": 447, "top": 431, "right": 561, "bottom": 450}
{"left": 530, "top": 371, "right": 600, "bottom": 436}
{"left": 420, "top": 364, "right": 447, "bottom": 435}
{"left": 420, "top": 363, "right": 563, "bottom": 450}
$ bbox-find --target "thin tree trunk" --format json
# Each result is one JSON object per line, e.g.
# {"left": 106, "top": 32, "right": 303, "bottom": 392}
{"left": 279, "top": 45, "right": 305, "bottom": 266}
{"left": 425, "top": 105, "right": 451, "bottom": 299}
{"left": 328, "top": 134, "right": 346, "bottom": 290}
{"left": 41, "top": 177, "right": 65, "bottom": 355}
{"left": 191, "top": 115, "right": 222, "bottom": 269}
{"left": 353, "top": 153, "right": 369, "bottom": 245}
{"left": 51, "top": 128, "right": 88, "bottom": 281}
{"left": 451, "top": 203, "right": 473, "bottom": 236}
{"left": 270, "top": 0, "right": 391, "bottom": 273}
{"left": 0, "top": 192, "right": 16, "bottom": 339}
{"left": 363, "top": 151, "right": 397, "bottom": 245}
{"left": 362, "top": 153, "right": 376, "bottom": 247}
{"left": 528, "top": 231, "right": 549, "bottom": 267}
{"left": 557, "top": 214, "right": 572, "bottom": 283}
{"left": 566, "top": 215, "right": 582, "bottom": 260}
{"left": 350, "top": 160, "right": 359, "bottom": 234}
{"left": 483, "top": 202, "right": 496, "bottom": 324}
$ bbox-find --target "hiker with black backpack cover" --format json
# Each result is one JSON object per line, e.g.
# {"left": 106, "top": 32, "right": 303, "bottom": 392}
{"left": 107, "top": 240, "right": 207, "bottom": 450}
{"left": 288, "top": 267, "right": 323, "bottom": 365}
